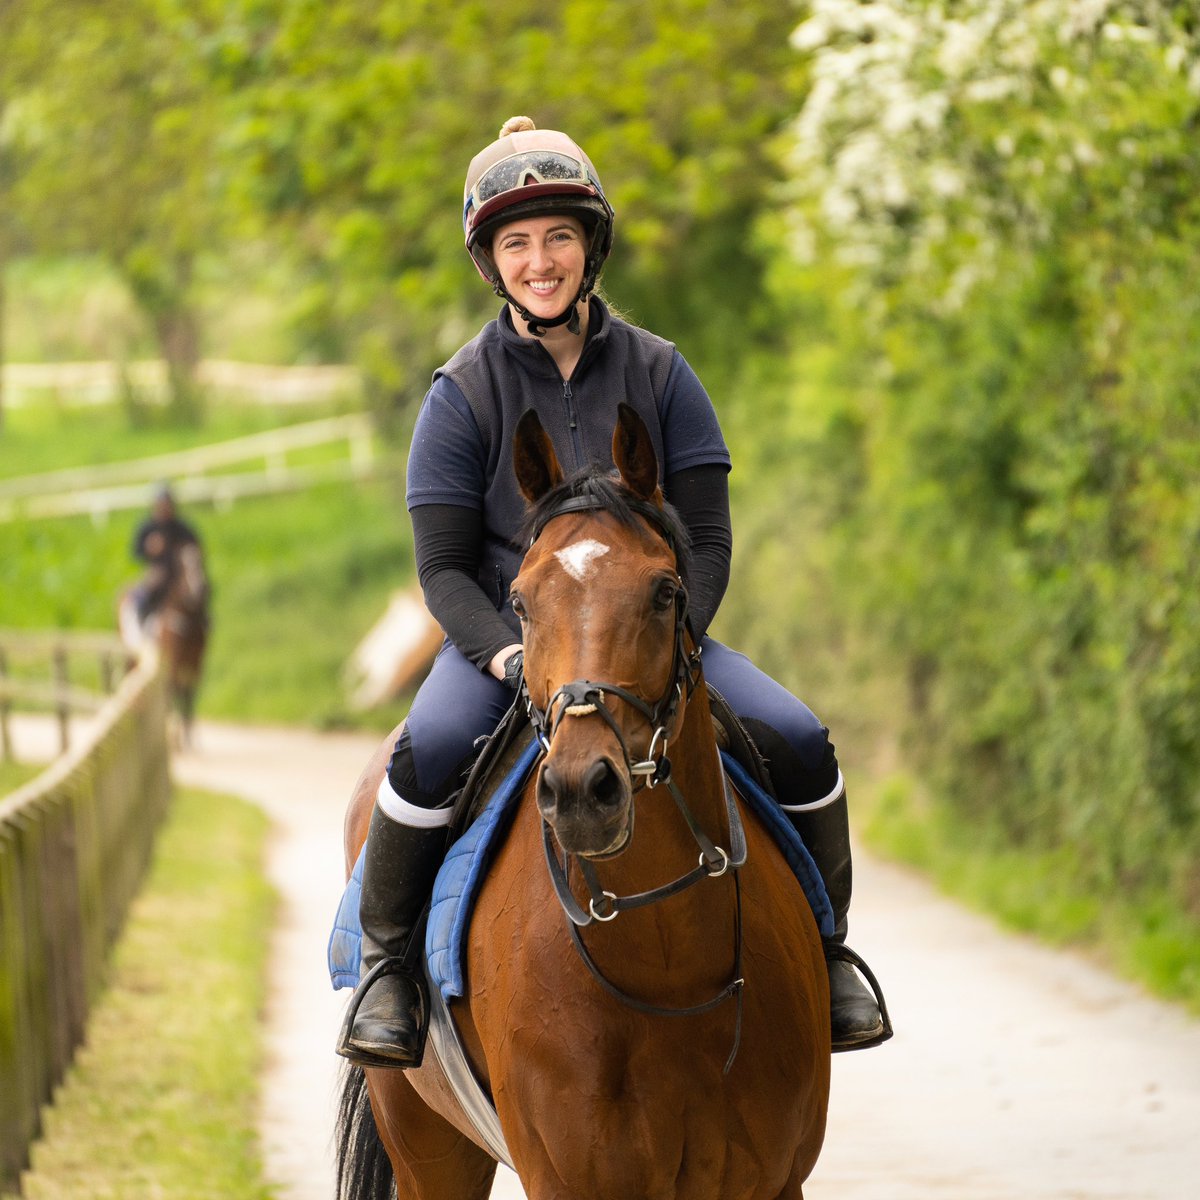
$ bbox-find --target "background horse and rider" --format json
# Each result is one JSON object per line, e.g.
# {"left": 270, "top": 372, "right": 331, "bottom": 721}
{"left": 119, "top": 534, "right": 210, "bottom": 746}
{"left": 155, "top": 540, "right": 209, "bottom": 743}
{"left": 336, "top": 406, "right": 834, "bottom": 1200}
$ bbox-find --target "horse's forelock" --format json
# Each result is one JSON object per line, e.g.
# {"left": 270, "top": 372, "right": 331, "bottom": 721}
{"left": 521, "top": 466, "right": 692, "bottom": 582}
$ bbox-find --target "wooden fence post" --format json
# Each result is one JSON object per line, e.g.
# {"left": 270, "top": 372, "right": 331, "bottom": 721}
{"left": 53, "top": 646, "right": 69, "bottom": 754}
{"left": 100, "top": 650, "right": 115, "bottom": 696}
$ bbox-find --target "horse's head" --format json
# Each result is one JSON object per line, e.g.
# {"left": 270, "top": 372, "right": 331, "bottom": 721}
{"left": 512, "top": 404, "right": 696, "bottom": 860}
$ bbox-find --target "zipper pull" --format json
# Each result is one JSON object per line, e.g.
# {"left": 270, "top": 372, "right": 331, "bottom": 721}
{"left": 563, "top": 380, "right": 577, "bottom": 430}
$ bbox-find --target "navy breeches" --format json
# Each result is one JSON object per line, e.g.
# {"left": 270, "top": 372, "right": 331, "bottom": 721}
{"left": 387, "top": 638, "right": 838, "bottom": 811}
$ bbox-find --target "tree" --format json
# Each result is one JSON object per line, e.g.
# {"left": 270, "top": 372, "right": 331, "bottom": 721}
{"left": 7, "top": 0, "right": 234, "bottom": 420}
{"left": 0, "top": 0, "right": 43, "bottom": 431}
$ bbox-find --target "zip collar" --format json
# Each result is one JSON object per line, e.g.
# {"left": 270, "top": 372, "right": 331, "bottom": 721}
{"left": 497, "top": 295, "right": 611, "bottom": 381}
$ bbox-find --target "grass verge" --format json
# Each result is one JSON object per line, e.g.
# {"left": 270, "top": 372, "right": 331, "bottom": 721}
{"left": 859, "top": 769, "right": 1200, "bottom": 1014}
{"left": 6, "top": 786, "right": 276, "bottom": 1200}
{"left": 0, "top": 761, "right": 43, "bottom": 795}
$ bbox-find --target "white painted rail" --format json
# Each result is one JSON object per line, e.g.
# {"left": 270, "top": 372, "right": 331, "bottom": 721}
{"left": 0, "top": 414, "right": 380, "bottom": 523}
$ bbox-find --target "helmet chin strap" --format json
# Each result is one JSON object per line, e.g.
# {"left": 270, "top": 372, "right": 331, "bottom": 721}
{"left": 494, "top": 279, "right": 588, "bottom": 337}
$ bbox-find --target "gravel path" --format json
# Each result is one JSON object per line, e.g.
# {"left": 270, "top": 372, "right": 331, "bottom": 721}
{"left": 20, "top": 715, "right": 1197, "bottom": 1198}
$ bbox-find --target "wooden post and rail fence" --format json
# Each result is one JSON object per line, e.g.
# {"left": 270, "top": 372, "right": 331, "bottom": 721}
{"left": 0, "top": 631, "right": 172, "bottom": 1193}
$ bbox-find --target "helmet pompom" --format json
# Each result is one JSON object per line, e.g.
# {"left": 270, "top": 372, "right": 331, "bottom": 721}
{"left": 499, "top": 115, "right": 536, "bottom": 137}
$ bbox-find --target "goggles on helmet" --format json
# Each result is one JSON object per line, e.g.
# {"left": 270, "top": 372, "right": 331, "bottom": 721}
{"left": 464, "top": 150, "right": 600, "bottom": 241}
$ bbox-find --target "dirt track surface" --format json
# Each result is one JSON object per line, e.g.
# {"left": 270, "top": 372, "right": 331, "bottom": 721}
{"left": 24, "top": 716, "right": 1197, "bottom": 1198}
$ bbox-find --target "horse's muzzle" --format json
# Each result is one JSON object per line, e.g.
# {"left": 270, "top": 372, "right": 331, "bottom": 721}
{"left": 537, "top": 755, "right": 632, "bottom": 858}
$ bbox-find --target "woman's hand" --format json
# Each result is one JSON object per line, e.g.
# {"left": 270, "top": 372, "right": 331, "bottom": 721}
{"left": 488, "top": 643, "right": 524, "bottom": 685}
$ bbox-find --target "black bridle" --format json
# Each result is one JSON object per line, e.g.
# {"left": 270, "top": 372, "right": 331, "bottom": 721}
{"left": 520, "top": 492, "right": 748, "bottom": 1071}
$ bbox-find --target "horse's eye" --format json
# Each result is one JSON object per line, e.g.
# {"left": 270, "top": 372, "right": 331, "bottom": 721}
{"left": 510, "top": 593, "right": 527, "bottom": 620}
{"left": 653, "top": 580, "right": 677, "bottom": 612}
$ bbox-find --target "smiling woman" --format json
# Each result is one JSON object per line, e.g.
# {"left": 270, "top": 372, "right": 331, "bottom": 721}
{"left": 336, "top": 114, "right": 888, "bottom": 1082}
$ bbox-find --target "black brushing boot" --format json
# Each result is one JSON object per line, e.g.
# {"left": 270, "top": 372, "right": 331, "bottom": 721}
{"left": 336, "top": 803, "right": 448, "bottom": 1069}
{"left": 787, "top": 787, "right": 893, "bottom": 1051}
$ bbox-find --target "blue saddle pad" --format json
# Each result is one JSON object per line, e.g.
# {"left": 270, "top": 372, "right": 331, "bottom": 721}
{"left": 327, "top": 748, "right": 834, "bottom": 1000}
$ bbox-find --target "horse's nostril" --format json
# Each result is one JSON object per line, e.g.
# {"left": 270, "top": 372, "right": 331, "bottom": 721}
{"left": 585, "top": 759, "right": 623, "bottom": 810}
{"left": 538, "top": 758, "right": 625, "bottom": 818}
{"left": 539, "top": 763, "right": 563, "bottom": 810}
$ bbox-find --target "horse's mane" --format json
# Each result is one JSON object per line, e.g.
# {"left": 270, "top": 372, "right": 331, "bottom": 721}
{"left": 521, "top": 464, "right": 693, "bottom": 584}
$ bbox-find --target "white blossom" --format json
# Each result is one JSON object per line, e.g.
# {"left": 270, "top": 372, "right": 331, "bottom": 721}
{"left": 1102, "top": 21, "right": 1155, "bottom": 44}
{"left": 783, "top": 0, "right": 1196, "bottom": 305}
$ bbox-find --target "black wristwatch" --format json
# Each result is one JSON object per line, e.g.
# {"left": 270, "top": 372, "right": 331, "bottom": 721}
{"left": 501, "top": 649, "right": 525, "bottom": 691}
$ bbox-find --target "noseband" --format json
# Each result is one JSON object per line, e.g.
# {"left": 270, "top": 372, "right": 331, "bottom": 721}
{"left": 520, "top": 491, "right": 749, "bottom": 1070}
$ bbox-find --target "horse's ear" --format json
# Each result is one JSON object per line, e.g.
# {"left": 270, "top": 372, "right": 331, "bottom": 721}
{"left": 514, "top": 408, "right": 564, "bottom": 503}
{"left": 612, "top": 403, "right": 660, "bottom": 501}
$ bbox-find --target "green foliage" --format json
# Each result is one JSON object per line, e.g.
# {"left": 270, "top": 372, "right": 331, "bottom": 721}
{"left": 2, "top": 256, "right": 153, "bottom": 363}
{"left": 6, "top": 787, "right": 275, "bottom": 1200}
{"left": 3, "top": 0, "right": 238, "bottom": 417}
{"left": 217, "top": 0, "right": 803, "bottom": 408}
{"left": 4, "top": 1, "right": 802, "bottom": 422}
{"left": 729, "top": 0, "right": 1200, "bottom": 978}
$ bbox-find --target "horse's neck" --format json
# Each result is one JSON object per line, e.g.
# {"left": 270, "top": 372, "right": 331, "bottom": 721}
{"left": 172, "top": 547, "right": 206, "bottom": 605}
{"left": 666, "top": 678, "right": 726, "bottom": 813}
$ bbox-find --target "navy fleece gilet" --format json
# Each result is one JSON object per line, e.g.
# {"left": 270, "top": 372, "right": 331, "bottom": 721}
{"left": 406, "top": 298, "right": 730, "bottom": 613}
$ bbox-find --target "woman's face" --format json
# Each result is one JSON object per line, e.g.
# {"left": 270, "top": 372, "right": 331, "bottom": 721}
{"left": 491, "top": 213, "right": 588, "bottom": 324}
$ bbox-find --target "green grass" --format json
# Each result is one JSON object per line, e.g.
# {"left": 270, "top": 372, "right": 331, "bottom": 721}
{"left": 198, "top": 477, "right": 416, "bottom": 729}
{"left": 6, "top": 786, "right": 276, "bottom": 1200}
{"left": 0, "top": 398, "right": 349, "bottom": 482}
{"left": 859, "top": 768, "right": 1200, "bottom": 1014}
{"left": 0, "top": 760, "right": 43, "bottom": 795}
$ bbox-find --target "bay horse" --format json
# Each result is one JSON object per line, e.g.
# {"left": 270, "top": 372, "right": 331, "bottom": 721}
{"left": 158, "top": 541, "right": 209, "bottom": 745}
{"left": 338, "top": 404, "right": 831, "bottom": 1200}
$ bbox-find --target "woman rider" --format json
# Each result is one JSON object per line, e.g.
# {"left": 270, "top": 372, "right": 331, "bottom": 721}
{"left": 338, "top": 116, "right": 886, "bottom": 1068}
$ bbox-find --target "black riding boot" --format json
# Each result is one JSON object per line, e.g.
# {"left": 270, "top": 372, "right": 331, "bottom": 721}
{"left": 787, "top": 788, "right": 891, "bottom": 1051}
{"left": 336, "top": 802, "right": 448, "bottom": 1069}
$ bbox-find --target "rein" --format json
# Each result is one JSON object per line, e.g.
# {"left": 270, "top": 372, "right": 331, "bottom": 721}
{"left": 521, "top": 492, "right": 749, "bottom": 1071}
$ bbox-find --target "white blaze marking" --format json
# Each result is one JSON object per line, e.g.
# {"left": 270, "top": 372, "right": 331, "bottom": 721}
{"left": 554, "top": 538, "right": 610, "bottom": 582}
